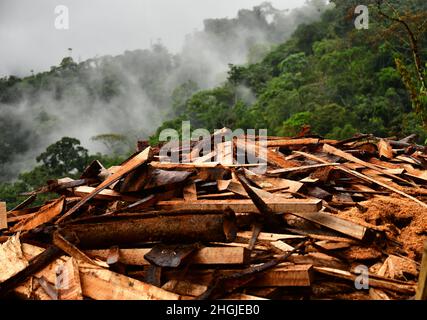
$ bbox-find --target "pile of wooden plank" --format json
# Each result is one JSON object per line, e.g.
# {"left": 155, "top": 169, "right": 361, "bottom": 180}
{"left": 0, "top": 131, "right": 426, "bottom": 300}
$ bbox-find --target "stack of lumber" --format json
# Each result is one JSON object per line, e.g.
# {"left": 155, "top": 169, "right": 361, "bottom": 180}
{"left": 0, "top": 131, "right": 426, "bottom": 300}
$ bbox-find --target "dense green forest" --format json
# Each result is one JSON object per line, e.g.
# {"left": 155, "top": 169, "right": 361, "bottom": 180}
{"left": 1, "top": 0, "right": 427, "bottom": 209}
{"left": 154, "top": 0, "right": 427, "bottom": 142}
{"left": 0, "top": 1, "right": 328, "bottom": 181}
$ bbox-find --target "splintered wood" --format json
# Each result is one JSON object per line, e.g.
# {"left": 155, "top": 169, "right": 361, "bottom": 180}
{"left": 0, "top": 235, "right": 28, "bottom": 283}
{"left": 0, "top": 202, "right": 7, "bottom": 230}
{"left": 0, "top": 131, "right": 426, "bottom": 300}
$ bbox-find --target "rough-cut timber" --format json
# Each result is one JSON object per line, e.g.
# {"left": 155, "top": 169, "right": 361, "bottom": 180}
{"left": 0, "top": 129, "right": 426, "bottom": 301}
{"left": 155, "top": 199, "right": 322, "bottom": 214}
{"left": 10, "top": 197, "right": 64, "bottom": 232}
{"left": 0, "top": 203, "right": 7, "bottom": 230}
{"left": 57, "top": 147, "right": 153, "bottom": 223}
{"left": 60, "top": 212, "right": 237, "bottom": 247}
{"left": 86, "top": 246, "right": 251, "bottom": 266}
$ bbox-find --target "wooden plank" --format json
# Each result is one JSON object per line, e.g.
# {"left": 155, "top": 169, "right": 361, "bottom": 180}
{"left": 284, "top": 231, "right": 358, "bottom": 244}
{"left": 62, "top": 212, "right": 236, "bottom": 247}
{"left": 7, "top": 206, "right": 42, "bottom": 219}
{"left": 270, "top": 241, "right": 295, "bottom": 252}
{"left": 384, "top": 168, "right": 405, "bottom": 175}
{"left": 0, "top": 235, "right": 29, "bottom": 283}
{"left": 73, "top": 186, "right": 139, "bottom": 202}
{"left": 150, "top": 161, "right": 219, "bottom": 170}
{"left": 163, "top": 264, "right": 311, "bottom": 289}
{"left": 247, "top": 175, "right": 303, "bottom": 193}
{"left": 183, "top": 183, "right": 198, "bottom": 201}
{"left": 143, "top": 169, "right": 193, "bottom": 190}
{"left": 0, "top": 202, "right": 7, "bottom": 230}
{"left": 86, "top": 247, "right": 251, "bottom": 266}
{"left": 20, "top": 243, "right": 183, "bottom": 300}
{"left": 368, "top": 157, "right": 401, "bottom": 169}
{"left": 53, "top": 232, "right": 97, "bottom": 266}
{"left": 323, "top": 144, "right": 412, "bottom": 186}
{"left": 395, "top": 155, "right": 421, "bottom": 165}
{"left": 236, "top": 140, "right": 298, "bottom": 168}
{"left": 332, "top": 192, "right": 353, "bottom": 204}
{"left": 416, "top": 241, "right": 427, "bottom": 300}
{"left": 7, "top": 213, "right": 37, "bottom": 224}
{"left": 302, "top": 212, "right": 366, "bottom": 240}
{"left": 210, "top": 242, "right": 270, "bottom": 251}
{"left": 198, "top": 192, "right": 236, "bottom": 199}
{"left": 402, "top": 165, "right": 427, "bottom": 180}
{"left": 217, "top": 180, "right": 249, "bottom": 197}
{"left": 314, "top": 267, "right": 416, "bottom": 294}
{"left": 249, "top": 264, "right": 312, "bottom": 287}
{"left": 20, "top": 245, "right": 65, "bottom": 287}
{"left": 237, "top": 231, "right": 305, "bottom": 242}
{"left": 334, "top": 187, "right": 389, "bottom": 195}
{"left": 344, "top": 162, "right": 366, "bottom": 170}
{"left": 349, "top": 170, "right": 426, "bottom": 207}
{"left": 10, "top": 197, "right": 65, "bottom": 232}
{"left": 79, "top": 267, "right": 183, "bottom": 300}
{"left": 216, "top": 141, "right": 234, "bottom": 165}
{"left": 191, "top": 247, "right": 250, "bottom": 265}
{"left": 352, "top": 184, "right": 377, "bottom": 192}
{"left": 370, "top": 259, "right": 392, "bottom": 300}
{"left": 155, "top": 199, "right": 322, "bottom": 214}
{"left": 300, "top": 177, "right": 319, "bottom": 184}
{"left": 296, "top": 150, "right": 427, "bottom": 209}
{"left": 265, "top": 138, "right": 320, "bottom": 147}
{"left": 265, "top": 149, "right": 299, "bottom": 168}
{"left": 217, "top": 180, "right": 231, "bottom": 191}
{"left": 56, "top": 258, "right": 83, "bottom": 300}
{"left": 314, "top": 240, "right": 351, "bottom": 250}
{"left": 244, "top": 172, "right": 367, "bottom": 240}
{"left": 378, "top": 139, "right": 393, "bottom": 159}
{"left": 57, "top": 146, "right": 153, "bottom": 223}
{"left": 286, "top": 210, "right": 368, "bottom": 240}
{"left": 307, "top": 187, "right": 332, "bottom": 200}
{"left": 268, "top": 163, "right": 340, "bottom": 175}
{"left": 287, "top": 252, "right": 347, "bottom": 269}
{"left": 162, "top": 280, "right": 207, "bottom": 297}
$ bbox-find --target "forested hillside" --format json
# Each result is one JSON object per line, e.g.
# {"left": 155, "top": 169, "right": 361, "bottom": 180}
{"left": 0, "top": 1, "right": 328, "bottom": 183}
{"left": 154, "top": 0, "right": 427, "bottom": 144}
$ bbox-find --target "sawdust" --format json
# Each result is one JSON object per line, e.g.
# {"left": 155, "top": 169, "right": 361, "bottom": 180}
{"left": 338, "top": 195, "right": 427, "bottom": 260}
{"left": 341, "top": 246, "right": 383, "bottom": 261}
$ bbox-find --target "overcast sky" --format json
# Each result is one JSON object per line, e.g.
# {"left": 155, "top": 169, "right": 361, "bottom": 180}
{"left": 0, "top": 0, "right": 307, "bottom": 77}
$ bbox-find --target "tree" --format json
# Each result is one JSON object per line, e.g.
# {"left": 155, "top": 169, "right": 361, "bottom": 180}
{"left": 311, "top": 103, "right": 357, "bottom": 138}
{"left": 91, "top": 133, "right": 133, "bottom": 156}
{"left": 170, "top": 80, "right": 199, "bottom": 117}
{"left": 376, "top": 0, "right": 427, "bottom": 128}
{"left": 279, "top": 112, "right": 313, "bottom": 137}
{"left": 36, "top": 137, "right": 89, "bottom": 177}
{"left": 0, "top": 115, "right": 31, "bottom": 182}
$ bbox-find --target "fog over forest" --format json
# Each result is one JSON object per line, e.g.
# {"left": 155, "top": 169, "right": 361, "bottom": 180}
{"left": 0, "top": 1, "right": 330, "bottom": 180}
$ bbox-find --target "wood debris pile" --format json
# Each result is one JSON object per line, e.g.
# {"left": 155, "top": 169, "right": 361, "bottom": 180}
{"left": 0, "top": 131, "right": 426, "bottom": 300}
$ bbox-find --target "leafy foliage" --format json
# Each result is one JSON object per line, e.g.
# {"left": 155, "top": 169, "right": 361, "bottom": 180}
{"left": 0, "top": 138, "right": 125, "bottom": 210}
{"left": 36, "top": 137, "right": 89, "bottom": 177}
{"left": 152, "top": 1, "right": 427, "bottom": 143}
